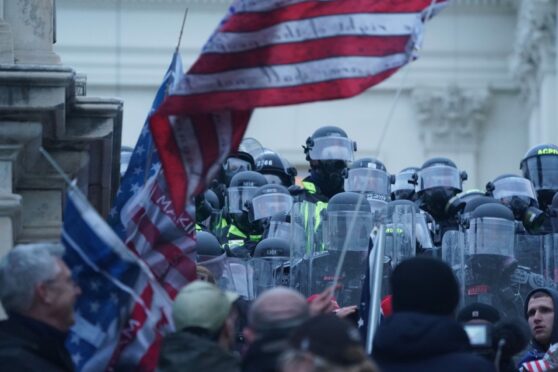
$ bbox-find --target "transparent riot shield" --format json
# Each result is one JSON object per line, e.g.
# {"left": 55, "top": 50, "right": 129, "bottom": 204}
{"left": 461, "top": 218, "right": 521, "bottom": 318}
{"left": 381, "top": 201, "right": 417, "bottom": 296}
{"left": 220, "top": 257, "right": 254, "bottom": 300}
{"left": 250, "top": 256, "right": 290, "bottom": 297}
{"left": 197, "top": 252, "right": 228, "bottom": 285}
{"left": 512, "top": 234, "right": 553, "bottom": 301}
{"left": 546, "top": 234, "right": 558, "bottom": 287}
{"left": 289, "top": 201, "right": 315, "bottom": 297}
{"left": 442, "top": 230, "right": 466, "bottom": 307}
{"left": 310, "top": 202, "right": 373, "bottom": 307}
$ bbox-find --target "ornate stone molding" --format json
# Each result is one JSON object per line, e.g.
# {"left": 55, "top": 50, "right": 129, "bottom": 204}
{"left": 412, "top": 85, "right": 492, "bottom": 152}
{"left": 510, "top": 0, "right": 556, "bottom": 106}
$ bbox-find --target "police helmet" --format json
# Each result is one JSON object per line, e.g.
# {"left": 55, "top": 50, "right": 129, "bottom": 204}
{"left": 304, "top": 126, "right": 356, "bottom": 162}
{"left": 520, "top": 143, "right": 558, "bottom": 208}
{"left": 247, "top": 184, "right": 293, "bottom": 222}
{"left": 255, "top": 149, "right": 297, "bottom": 187}
{"left": 344, "top": 157, "right": 393, "bottom": 200}
{"left": 417, "top": 157, "right": 467, "bottom": 193}
{"left": 196, "top": 231, "right": 223, "bottom": 258}
{"left": 227, "top": 171, "right": 268, "bottom": 214}
{"left": 253, "top": 238, "right": 290, "bottom": 258}
{"left": 391, "top": 166, "right": 419, "bottom": 201}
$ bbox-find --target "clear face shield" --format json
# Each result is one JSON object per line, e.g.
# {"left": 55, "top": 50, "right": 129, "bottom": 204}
{"left": 308, "top": 137, "right": 355, "bottom": 162}
{"left": 491, "top": 177, "right": 537, "bottom": 203}
{"left": 198, "top": 253, "right": 227, "bottom": 283}
{"left": 344, "top": 168, "right": 390, "bottom": 199}
{"left": 227, "top": 186, "right": 258, "bottom": 214}
{"left": 324, "top": 211, "right": 374, "bottom": 252}
{"left": 523, "top": 156, "right": 558, "bottom": 191}
{"left": 465, "top": 217, "right": 515, "bottom": 257}
{"left": 251, "top": 256, "right": 290, "bottom": 297}
{"left": 393, "top": 170, "right": 417, "bottom": 193}
{"left": 417, "top": 165, "right": 461, "bottom": 191}
{"left": 249, "top": 193, "right": 293, "bottom": 222}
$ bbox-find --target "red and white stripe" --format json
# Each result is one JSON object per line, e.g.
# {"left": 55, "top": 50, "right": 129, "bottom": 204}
{"left": 521, "top": 359, "right": 553, "bottom": 372}
{"left": 121, "top": 171, "right": 197, "bottom": 298}
{"left": 151, "top": 0, "right": 448, "bottom": 214}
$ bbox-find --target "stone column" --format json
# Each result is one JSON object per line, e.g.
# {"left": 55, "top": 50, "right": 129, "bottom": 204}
{"left": 412, "top": 85, "right": 492, "bottom": 189}
{"left": 4, "top": 0, "right": 60, "bottom": 65}
{"left": 511, "top": 0, "right": 557, "bottom": 146}
{"left": 0, "top": 0, "right": 14, "bottom": 63}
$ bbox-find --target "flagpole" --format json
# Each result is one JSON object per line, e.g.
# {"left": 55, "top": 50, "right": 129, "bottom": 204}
{"left": 176, "top": 7, "right": 189, "bottom": 53}
{"left": 143, "top": 7, "right": 189, "bottom": 184}
{"left": 39, "top": 147, "right": 77, "bottom": 190}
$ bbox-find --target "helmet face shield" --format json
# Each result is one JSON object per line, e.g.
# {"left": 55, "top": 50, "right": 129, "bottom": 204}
{"left": 522, "top": 156, "right": 558, "bottom": 192}
{"left": 224, "top": 157, "right": 252, "bottom": 182}
{"left": 492, "top": 177, "right": 537, "bottom": 202}
{"left": 308, "top": 137, "right": 355, "bottom": 161}
{"left": 418, "top": 165, "right": 461, "bottom": 191}
{"left": 345, "top": 168, "right": 390, "bottom": 195}
{"left": 465, "top": 217, "right": 515, "bottom": 256}
{"left": 227, "top": 186, "right": 258, "bottom": 214}
{"left": 249, "top": 193, "right": 293, "bottom": 221}
{"left": 393, "top": 170, "right": 416, "bottom": 192}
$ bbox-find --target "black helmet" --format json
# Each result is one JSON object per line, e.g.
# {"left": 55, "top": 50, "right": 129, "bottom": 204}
{"left": 246, "top": 184, "right": 293, "bottom": 222}
{"left": 471, "top": 203, "right": 515, "bottom": 221}
{"left": 344, "top": 157, "right": 393, "bottom": 201}
{"left": 391, "top": 166, "right": 419, "bottom": 201}
{"left": 227, "top": 171, "right": 268, "bottom": 214}
{"left": 520, "top": 143, "right": 558, "bottom": 208}
{"left": 195, "top": 189, "right": 221, "bottom": 222}
{"left": 416, "top": 158, "right": 467, "bottom": 219}
{"left": 445, "top": 189, "right": 486, "bottom": 218}
{"left": 417, "top": 158, "right": 467, "bottom": 192}
{"left": 196, "top": 231, "right": 223, "bottom": 258}
{"left": 221, "top": 151, "right": 256, "bottom": 187}
{"left": 255, "top": 149, "right": 297, "bottom": 187}
{"left": 253, "top": 238, "right": 290, "bottom": 258}
{"left": 304, "top": 126, "right": 356, "bottom": 162}
{"left": 486, "top": 174, "right": 544, "bottom": 232}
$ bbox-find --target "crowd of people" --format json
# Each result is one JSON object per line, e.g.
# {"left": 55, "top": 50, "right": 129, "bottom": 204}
{"left": 2, "top": 125, "right": 558, "bottom": 371}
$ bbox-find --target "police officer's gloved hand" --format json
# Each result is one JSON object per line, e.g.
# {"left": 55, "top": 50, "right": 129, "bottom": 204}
{"left": 288, "top": 184, "right": 304, "bottom": 197}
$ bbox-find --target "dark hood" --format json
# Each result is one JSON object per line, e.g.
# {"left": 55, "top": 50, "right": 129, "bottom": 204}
{"left": 523, "top": 287, "right": 558, "bottom": 349}
{"left": 372, "top": 312, "right": 471, "bottom": 361}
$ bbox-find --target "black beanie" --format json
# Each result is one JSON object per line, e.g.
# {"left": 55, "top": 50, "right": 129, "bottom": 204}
{"left": 391, "top": 256, "right": 459, "bottom": 316}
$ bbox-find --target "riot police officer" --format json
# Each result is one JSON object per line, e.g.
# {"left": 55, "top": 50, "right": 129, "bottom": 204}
{"left": 222, "top": 171, "right": 268, "bottom": 257}
{"left": 486, "top": 174, "right": 545, "bottom": 233}
{"left": 344, "top": 157, "right": 393, "bottom": 213}
{"left": 415, "top": 157, "right": 467, "bottom": 243}
{"left": 391, "top": 166, "right": 419, "bottom": 201}
{"left": 251, "top": 237, "right": 291, "bottom": 296}
{"left": 255, "top": 149, "right": 297, "bottom": 187}
{"left": 300, "top": 126, "right": 357, "bottom": 202}
{"left": 520, "top": 143, "right": 558, "bottom": 210}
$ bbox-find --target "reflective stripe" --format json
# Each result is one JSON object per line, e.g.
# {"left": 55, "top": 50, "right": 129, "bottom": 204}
{"left": 302, "top": 181, "right": 317, "bottom": 194}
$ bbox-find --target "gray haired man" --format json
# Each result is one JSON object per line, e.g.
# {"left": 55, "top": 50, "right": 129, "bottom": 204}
{"left": 0, "top": 243, "right": 81, "bottom": 371}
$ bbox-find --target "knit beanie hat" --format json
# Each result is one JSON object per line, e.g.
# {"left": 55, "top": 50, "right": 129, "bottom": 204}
{"left": 391, "top": 256, "right": 459, "bottom": 316}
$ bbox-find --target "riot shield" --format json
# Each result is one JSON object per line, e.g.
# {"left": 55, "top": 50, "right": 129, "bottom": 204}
{"left": 442, "top": 230, "right": 466, "bottom": 306}
{"left": 310, "top": 196, "right": 373, "bottom": 307}
{"left": 512, "top": 234, "right": 554, "bottom": 302}
{"left": 460, "top": 218, "right": 522, "bottom": 318}
{"left": 546, "top": 233, "right": 558, "bottom": 287}
{"left": 289, "top": 201, "right": 315, "bottom": 297}
{"left": 250, "top": 256, "right": 290, "bottom": 297}
{"left": 219, "top": 257, "right": 254, "bottom": 300}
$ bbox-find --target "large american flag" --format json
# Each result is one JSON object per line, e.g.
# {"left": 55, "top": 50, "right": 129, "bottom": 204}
{"left": 150, "top": 0, "right": 448, "bottom": 215}
{"left": 63, "top": 187, "right": 173, "bottom": 372}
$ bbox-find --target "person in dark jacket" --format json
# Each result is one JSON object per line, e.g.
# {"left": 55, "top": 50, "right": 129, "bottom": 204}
{"left": 242, "top": 287, "right": 310, "bottom": 372}
{"left": 372, "top": 256, "right": 496, "bottom": 372}
{"left": 158, "top": 280, "right": 241, "bottom": 372}
{"left": 0, "top": 243, "right": 81, "bottom": 372}
{"left": 517, "top": 288, "right": 558, "bottom": 369}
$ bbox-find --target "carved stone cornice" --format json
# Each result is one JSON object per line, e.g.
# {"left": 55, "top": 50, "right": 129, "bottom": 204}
{"left": 510, "top": 0, "right": 556, "bottom": 106}
{"left": 412, "top": 85, "right": 491, "bottom": 152}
